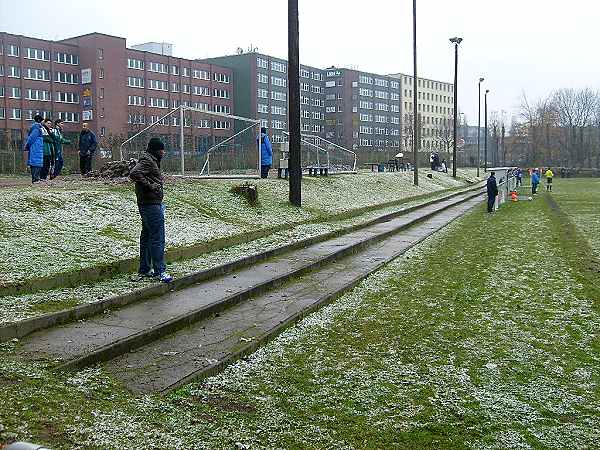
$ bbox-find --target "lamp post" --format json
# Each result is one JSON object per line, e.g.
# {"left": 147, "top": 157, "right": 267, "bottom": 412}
{"left": 288, "top": 0, "right": 301, "bottom": 206}
{"left": 477, "top": 77, "right": 484, "bottom": 177}
{"left": 484, "top": 89, "right": 490, "bottom": 171}
{"left": 449, "top": 37, "right": 462, "bottom": 178}
{"left": 412, "top": 0, "right": 419, "bottom": 186}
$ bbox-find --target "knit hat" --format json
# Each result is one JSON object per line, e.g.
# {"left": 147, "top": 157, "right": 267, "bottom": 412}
{"left": 147, "top": 137, "right": 165, "bottom": 153}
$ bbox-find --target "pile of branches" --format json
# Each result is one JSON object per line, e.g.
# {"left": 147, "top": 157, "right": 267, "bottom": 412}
{"left": 85, "top": 159, "right": 137, "bottom": 179}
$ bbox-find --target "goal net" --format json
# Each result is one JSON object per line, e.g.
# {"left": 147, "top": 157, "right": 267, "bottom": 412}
{"left": 120, "top": 106, "right": 261, "bottom": 178}
{"left": 281, "top": 132, "right": 357, "bottom": 174}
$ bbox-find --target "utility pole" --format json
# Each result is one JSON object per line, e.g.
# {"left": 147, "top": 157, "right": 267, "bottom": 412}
{"left": 412, "top": 0, "right": 419, "bottom": 186}
{"left": 449, "top": 37, "right": 462, "bottom": 178}
{"left": 477, "top": 78, "right": 484, "bottom": 177}
{"left": 484, "top": 89, "right": 489, "bottom": 171}
{"left": 288, "top": 0, "right": 301, "bottom": 206}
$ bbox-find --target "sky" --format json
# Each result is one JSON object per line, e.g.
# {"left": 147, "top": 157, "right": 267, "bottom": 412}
{"left": 2, "top": 0, "right": 599, "bottom": 127}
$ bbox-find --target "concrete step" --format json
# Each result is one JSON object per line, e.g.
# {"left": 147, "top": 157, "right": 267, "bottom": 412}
{"left": 19, "top": 189, "right": 483, "bottom": 373}
{"left": 1, "top": 184, "right": 483, "bottom": 343}
{"left": 105, "top": 196, "right": 482, "bottom": 394}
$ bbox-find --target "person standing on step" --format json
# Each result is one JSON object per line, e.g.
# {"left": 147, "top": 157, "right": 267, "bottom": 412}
{"left": 51, "top": 119, "right": 71, "bottom": 178}
{"left": 486, "top": 171, "right": 499, "bottom": 213}
{"left": 24, "top": 115, "right": 44, "bottom": 183}
{"left": 78, "top": 122, "right": 97, "bottom": 175}
{"left": 258, "top": 127, "right": 273, "bottom": 179}
{"left": 545, "top": 167, "right": 554, "bottom": 191}
{"left": 129, "top": 137, "right": 173, "bottom": 283}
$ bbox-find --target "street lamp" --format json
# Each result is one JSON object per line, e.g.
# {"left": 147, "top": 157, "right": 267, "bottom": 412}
{"left": 477, "top": 77, "right": 484, "bottom": 177}
{"left": 449, "top": 37, "right": 463, "bottom": 178}
{"left": 412, "top": 0, "right": 419, "bottom": 186}
{"left": 484, "top": 89, "right": 490, "bottom": 171}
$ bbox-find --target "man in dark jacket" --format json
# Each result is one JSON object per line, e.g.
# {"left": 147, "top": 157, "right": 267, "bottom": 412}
{"left": 129, "top": 138, "right": 172, "bottom": 283}
{"left": 78, "top": 123, "right": 97, "bottom": 175}
{"left": 257, "top": 127, "right": 273, "bottom": 178}
{"left": 486, "top": 171, "right": 499, "bottom": 213}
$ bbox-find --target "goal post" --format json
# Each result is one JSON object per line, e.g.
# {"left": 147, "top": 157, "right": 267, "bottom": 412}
{"left": 282, "top": 131, "right": 358, "bottom": 174}
{"left": 120, "top": 106, "right": 261, "bottom": 178}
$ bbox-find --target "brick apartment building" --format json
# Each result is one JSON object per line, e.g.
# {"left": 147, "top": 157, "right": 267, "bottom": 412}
{"left": 202, "top": 52, "right": 325, "bottom": 144}
{"left": 0, "top": 32, "right": 234, "bottom": 154}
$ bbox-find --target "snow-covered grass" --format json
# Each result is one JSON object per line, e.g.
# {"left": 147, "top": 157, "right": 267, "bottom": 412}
{"left": 1, "top": 180, "right": 598, "bottom": 449}
{"left": 0, "top": 170, "right": 477, "bottom": 286}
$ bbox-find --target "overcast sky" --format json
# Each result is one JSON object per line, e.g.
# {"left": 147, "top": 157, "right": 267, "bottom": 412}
{"left": 2, "top": 0, "right": 599, "bottom": 126}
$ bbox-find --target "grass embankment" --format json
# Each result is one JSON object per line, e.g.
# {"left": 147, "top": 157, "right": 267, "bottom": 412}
{"left": 0, "top": 170, "right": 477, "bottom": 288}
{"left": 0, "top": 178, "right": 598, "bottom": 449}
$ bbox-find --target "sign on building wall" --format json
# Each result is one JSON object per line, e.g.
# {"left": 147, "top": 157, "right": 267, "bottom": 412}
{"left": 81, "top": 68, "right": 92, "bottom": 84}
{"left": 82, "top": 110, "right": 93, "bottom": 121}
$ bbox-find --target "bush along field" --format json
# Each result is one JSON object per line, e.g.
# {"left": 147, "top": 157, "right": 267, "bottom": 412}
{"left": 0, "top": 177, "right": 598, "bottom": 449}
{"left": 0, "top": 169, "right": 477, "bottom": 289}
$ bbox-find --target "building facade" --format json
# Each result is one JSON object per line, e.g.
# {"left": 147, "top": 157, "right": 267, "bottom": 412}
{"left": 0, "top": 32, "right": 234, "bottom": 154}
{"left": 202, "top": 53, "right": 325, "bottom": 144}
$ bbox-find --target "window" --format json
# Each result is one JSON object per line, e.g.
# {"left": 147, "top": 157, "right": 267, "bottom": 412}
{"left": 171, "top": 99, "right": 180, "bottom": 109}
{"left": 300, "top": 83, "right": 309, "bottom": 92}
{"left": 271, "top": 120, "right": 286, "bottom": 130}
{"left": 192, "top": 85, "right": 210, "bottom": 96}
{"left": 257, "top": 73, "right": 268, "bottom": 84}
{"left": 25, "top": 48, "right": 49, "bottom": 61}
{"left": 271, "top": 105, "right": 286, "bottom": 116}
{"left": 214, "top": 72, "right": 230, "bottom": 83}
{"left": 182, "top": 67, "right": 191, "bottom": 77}
{"left": 8, "top": 66, "right": 21, "bottom": 78}
{"left": 10, "top": 108, "right": 21, "bottom": 120}
{"left": 0, "top": 86, "right": 4, "bottom": 97}
{"left": 214, "top": 120, "right": 231, "bottom": 129}
{"left": 9, "top": 87, "right": 21, "bottom": 99}
{"left": 391, "top": 81, "right": 400, "bottom": 89}
{"left": 312, "top": 72, "right": 322, "bottom": 81}
{"left": 149, "top": 62, "right": 168, "bottom": 73}
{"left": 183, "top": 84, "right": 191, "bottom": 94}
{"left": 271, "top": 91, "right": 286, "bottom": 101}
{"left": 127, "top": 95, "right": 145, "bottom": 106}
{"left": 26, "top": 89, "right": 51, "bottom": 101}
{"left": 127, "top": 58, "right": 144, "bottom": 70}
{"left": 213, "top": 88, "right": 230, "bottom": 99}
{"left": 127, "top": 76, "right": 144, "bottom": 88}
{"left": 391, "top": 93, "right": 399, "bottom": 101}
{"left": 171, "top": 82, "right": 180, "bottom": 93}
{"left": 300, "top": 68, "right": 310, "bottom": 78}
{"left": 55, "top": 71, "right": 79, "bottom": 84}
{"left": 100, "top": 127, "right": 106, "bottom": 137}
{"left": 24, "top": 68, "right": 51, "bottom": 81}
{"left": 325, "top": 80, "right": 336, "bottom": 88}
{"left": 128, "top": 113, "right": 146, "bottom": 125}
{"left": 148, "top": 79, "right": 168, "bottom": 90}
{"left": 214, "top": 104, "right": 231, "bottom": 114}
{"left": 374, "top": 78, "right": 388, "bottom": 87}
{"left": 374, "top": 91, "right": 389, "bottom": 100}
{"left": 359, "top": 126, "right": 373, "bottom": 135}
{"left": 149, "top": 97, "right": 168, "bottom": 108}
{"left": 271, "top": 76, "right": 286, "bottom": 87}
{"left": 359, "top": 75, "right": 373, "bottom": 85}
{"left": 99, "top": 88, "right": 104, "bottom": 99}
{"left": 56, "top": 52, "right": 79, "bottom": 65}
{"left": 171, "top": 65, "right": 179, "bottom": 75}
{"left": 359, "top": 88, "right": 373, "bottom": 97}
{"left": 360, "top": 101, "right": 373, "bottom": 110}
{"left": 310, "top": 85, "right": 322, "bottom": 94}
{"left": 99, "top": 68, "right": 104, "bottom": 79}
{"left": 359, "top": 113, "right": 373, "bottom": 122}
{"left": 7, "top": 44, "right": 19, "bottom": 57}
{"left": 25, "top": 109, "right": 51, "bottom": 121}
{"left": 0, "top": 65, "right": 3, "bottom": 77}
{"left": 257, "top": 88, "right": 268, "bottom": 99}
{"left": 98, "top": 48, "right": 104, "bottom": 59}
{"left": 192, "top": 69, "right": 209, "bottom": 80}
{"left": 0, "top": 108, "right": 4, "bottom": 119}
{"left": 57, "top": 111, "right": 80, "bottom": 123}
{"left": 271, "top": 61, "right": 286, "bottom": 73}
{"left": 256, "top": 57, "right": 268, "bottom": 69}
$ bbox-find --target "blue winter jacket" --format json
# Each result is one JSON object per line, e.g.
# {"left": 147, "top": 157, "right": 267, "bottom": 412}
{"left": 258, "top": 133, "right": 273, "bottom": 166}
{"left": 25, "top": 122, "right": 44, "bottom": 168}
{"left": 532, "top": 172, "right": 540, "bottom": 185}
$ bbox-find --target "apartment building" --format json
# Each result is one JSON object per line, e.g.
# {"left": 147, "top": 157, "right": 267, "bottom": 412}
{"left": 0, "top": 32, "right": 234, "bottom": 151}
{"left": 390, "top": 73, "right": 454, "bottom": 155}
{"left": 201, "top": 53, "right": 325, "bottom": 144}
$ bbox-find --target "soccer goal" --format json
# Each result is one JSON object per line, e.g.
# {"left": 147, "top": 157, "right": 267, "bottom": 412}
{"left": 120, "top": 106, "right": 261, "bottom": 178}
{"left": 282, "top": 132, "right": 357, "bottom": 174}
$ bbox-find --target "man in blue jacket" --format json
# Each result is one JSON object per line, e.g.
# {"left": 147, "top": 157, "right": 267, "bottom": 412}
{"left": 486, "top": 171, "right": 499, "bottom": 213}
{"left": 531, "top": 169, "right": 540, "bottom": 195}
{"left": 78, "top": 123, "right": 98, "bottom": 175}
{"left": 258, "top": 127, "right": 273, "bottom": 178}
{"left": 24, "top": 115, "right": 44, "bottom": 183}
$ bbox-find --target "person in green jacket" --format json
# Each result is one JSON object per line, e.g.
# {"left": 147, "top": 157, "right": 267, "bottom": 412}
{"left": 40, "top": 118, "right": 57, "bottom": 180}
{"left": 51, "top": 119, "right": 71, "bottom": 178}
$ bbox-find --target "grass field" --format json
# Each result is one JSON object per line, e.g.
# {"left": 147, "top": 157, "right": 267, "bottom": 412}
{"left": 0, "top": 177, "right": 598, "bottom": 449}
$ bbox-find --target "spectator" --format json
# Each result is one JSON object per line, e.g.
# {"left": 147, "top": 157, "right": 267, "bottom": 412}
{"left": 258, "top": 127, "right": 273, "bottom": 179}
{"left": 486, "top": 171, "right": 499, "bottom": 213}
{"left": 51, "top": 119, "right": 71, "bottom": 178}
{"left": 545, "top": 167, "right": 554, "bottom": 191}
{"left": 78, "top": 123, "right": 97, "bottom": 175}
{"left": 40, "top": 118, "right": 57, "bottom": 180}
{"left": 441, "top": 159, "right": 448, "bottom": 173}
{"left": 515, "top": 168, "right": 523, "bottom": 187}
{"left": 531, "top": 169, "right": 540, "bottom": 195}
{"left": 129, "top": 138, "right": 172, "bottom": 283}
{"left": 24, "top": 115, "right": 44, "bottom": 183}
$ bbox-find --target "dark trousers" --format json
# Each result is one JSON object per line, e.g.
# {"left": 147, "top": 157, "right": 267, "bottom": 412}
{"left": 138, "top": 203, "right": 166, "bottom": 275}
{"left": 261, "top": 165, "right": 271, "bottom": 179}
{"left": 54, "top": 153, "right": 64, "bottom": 178}
{"left": 30, "top": 166, "right": 42, "bottom": 183}
{"left": 516, "top": 177, "right": 522, "bottom": 187}
{"left": 487, "top": 195, "right": 496, "bottom": 213}
{"left": 80, "top": 153, "right": 93, "bottom": 175}
{"left": 41, "top": 154, "right": 53, "bottom": 180}
{"left": 532, "top": 183, "right": 538, "bottom": 195}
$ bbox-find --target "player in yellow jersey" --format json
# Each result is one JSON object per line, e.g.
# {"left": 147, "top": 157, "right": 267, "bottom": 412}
{"left": 545, "top": 168, "right": 554, "bottom": 191}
